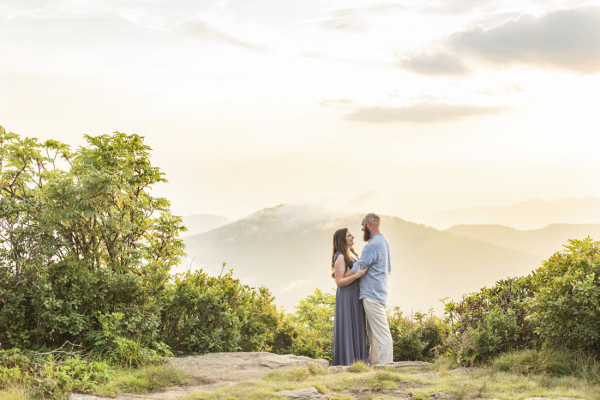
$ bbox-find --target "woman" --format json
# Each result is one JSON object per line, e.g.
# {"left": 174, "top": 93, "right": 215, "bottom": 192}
{"left": 331, "top": 228, "right": 368, "bottom": 366}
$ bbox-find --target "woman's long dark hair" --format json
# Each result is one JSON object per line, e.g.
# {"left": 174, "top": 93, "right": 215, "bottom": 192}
{"left": 331, "top": 228, "right": 358, "bottom": 278}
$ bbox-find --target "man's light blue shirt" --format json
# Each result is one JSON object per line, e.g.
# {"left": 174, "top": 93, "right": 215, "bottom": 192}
{"left": 351, "top": 234, "right": 391, "bottom": 305}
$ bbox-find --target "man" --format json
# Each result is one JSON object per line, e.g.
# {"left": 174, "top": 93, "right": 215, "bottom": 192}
{"left": 351, "top": 212, "right": 393, "bottom": 365}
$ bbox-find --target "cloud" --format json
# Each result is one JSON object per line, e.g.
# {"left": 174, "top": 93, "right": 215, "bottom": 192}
{"left": 3, "top": 1, "right": 267, "bottom": 52}
{"left": 475, "top": 83, "right": 524, "bottom": 96}
{"left": 420, "top": 0, "right": 502, "bottom": 15}
{"left": 178, "top": 19, "right": 268, "bottom": 52}
{"left": 346, "top": 102, "right": 506, "bottom": 123}
{"left": 321, "top": 3, "right": 405, "bottom": 32}
{"left": 448, "top": 6, "right": 600, "bottom": 74}
{"left": 319, "top": 99, "right": 356, "bottom": 107}
{"left": 321, "top": 8, "right": 369, "bottom": 32}
{"left": 398, "top": 51, "right": 472, "bottom": 76}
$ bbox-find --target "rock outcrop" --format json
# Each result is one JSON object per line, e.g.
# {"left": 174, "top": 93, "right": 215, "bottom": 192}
{"left": 167, "top": 351, "right": 329, "bottom": 384}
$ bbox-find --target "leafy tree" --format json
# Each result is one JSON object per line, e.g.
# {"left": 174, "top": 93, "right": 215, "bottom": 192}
{"left": 0, "top": 126, "right": 185, "bottom": 349}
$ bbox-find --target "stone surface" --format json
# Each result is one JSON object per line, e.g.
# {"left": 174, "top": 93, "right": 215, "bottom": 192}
{"left": 373, "top": 361, "right": 433, "bottom": 370}
{"left": 167, "top": 351, "right": 329, "bottom": 384}
{"left": 276, "top": 387, "right": 328, "bottom": 399}
{"left": 329, "top": 365, "right": 349, "bottom": 373}
{"left": 70, "top": 352, "right": 329, "bottom": 400}
{"left": 429, "top": 391, "right": 451, "bottom": 399}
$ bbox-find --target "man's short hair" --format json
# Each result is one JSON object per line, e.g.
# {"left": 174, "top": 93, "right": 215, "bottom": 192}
{"left": 364, "top": 213, "right": 380, "bottom": 225}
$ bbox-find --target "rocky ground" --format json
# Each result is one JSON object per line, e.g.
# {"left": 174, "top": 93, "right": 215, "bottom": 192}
{"left": 69, "top": 353, "right": 588, "bottom": 400}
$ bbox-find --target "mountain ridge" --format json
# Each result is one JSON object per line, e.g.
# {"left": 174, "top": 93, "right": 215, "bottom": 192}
{"left": 181, "top": 204, "right": 541, "bottom": 314}
{"left": 420, "top": 197, "right": 600, "bottom": 230}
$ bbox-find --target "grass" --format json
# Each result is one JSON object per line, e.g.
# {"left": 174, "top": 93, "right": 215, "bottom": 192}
{"left": 185, "top": 351, "right": 600, "bottom": 400}
{"left": 92, "top": 364, "right": 188, "bottom": 396}
{"left": 492, "top": 348, "right": 600, "bottom": 381}
{"left": 347, "top": 360, "right": 371, "bottom": 373}
{"left": 0, "top": 388, "right": 27, "bottom": 400}
{"left": 3, "top": 350, "right": 599, "bottom": 399}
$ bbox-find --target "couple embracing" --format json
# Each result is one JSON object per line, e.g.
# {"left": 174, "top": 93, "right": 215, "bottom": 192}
{"left": 331, "top": 213, "right": 393, "bottom": 366}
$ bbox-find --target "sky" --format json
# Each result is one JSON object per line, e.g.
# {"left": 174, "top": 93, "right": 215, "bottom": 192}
{"left": 1, "top": 0, "right": 600, "bottom": 222}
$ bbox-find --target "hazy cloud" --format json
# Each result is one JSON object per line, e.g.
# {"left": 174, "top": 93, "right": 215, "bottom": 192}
{"left": 475, "top": 83, "right": 524, "bottom": 96}
{"left": 346, "top": 102, "right": 506, "bottom": 123}
{"left": 179, "top": 19, "right": 268, "bottom": 51}
{"left": 346, "top": 191, "right": 379, "bottom": 209}
{"left": 421, "top": 0, "right": 502, "bottom": 15}
{"left": 319, "top": 99, "right": 356, "bottom": 107}
{"left": 321, "top": 3, "right": 405, "bottom": 32}
{"left": 321, "top": 8, "right": 369, "bottom": 32}
{"left": 448, "top": 6, "right": 600, "bottom": 74}
{"left": 399, "top": 52, "right": 472, "bottom": 76}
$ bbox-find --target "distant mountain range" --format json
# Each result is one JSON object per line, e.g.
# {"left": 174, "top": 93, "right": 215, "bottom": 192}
{"left": 181, "top": 204, "right": 542, "bottom": 314}
{"left": 181, "top": 214, "right": 229, "bottom": 237}
{"left": 446, "top": 224, "right": 600, "bottom": 259}
{"left": 420, "top": 197, "right": 600, "bottom": 230}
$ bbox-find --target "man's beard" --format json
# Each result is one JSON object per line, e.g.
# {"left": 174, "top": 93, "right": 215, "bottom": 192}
{"left": 363, "top": 226, "right": 371, "bottom": 242}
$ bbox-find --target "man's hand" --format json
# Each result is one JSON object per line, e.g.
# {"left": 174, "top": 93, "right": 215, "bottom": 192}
{"left": 355, "top": 264, "right": 368, "bottom": 277}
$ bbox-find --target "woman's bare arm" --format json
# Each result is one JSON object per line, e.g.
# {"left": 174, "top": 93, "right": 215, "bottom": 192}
{"left": 334, "top": 255, "right": 367, "bottom": 287}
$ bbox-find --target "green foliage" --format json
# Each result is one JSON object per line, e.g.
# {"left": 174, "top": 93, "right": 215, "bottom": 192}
{"left": 283, "top": 289, "right": 335, "bottom": 360}
{"left": 452, "top": 307, "right": 519, "bottom": 365}
{"left": 443, "top": 273, "right": 539, "bottom": 364}
{"left": 528, "top": 238, "right": 600, "bottom": 353}
{"left": 0, "top": 348, "right": 114, "bottom": 399}
{"left": 445, "top": 275, "right": 537, "bottom": 350}
{"left": 161, "top": 269, "right": 280, "bottom": 354}
{"left": 86, "top": 312, "right": 171, "bottom": 368}
{"left": 0, "top": 127, "right": 185, "bottom": 350}
{"left": 389, "top": 308, "right": 447, "bottom": 361}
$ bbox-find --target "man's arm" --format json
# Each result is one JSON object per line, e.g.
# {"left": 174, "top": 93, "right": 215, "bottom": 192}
{"left": 351, "top": 244, "right": 375, "bottom": 273}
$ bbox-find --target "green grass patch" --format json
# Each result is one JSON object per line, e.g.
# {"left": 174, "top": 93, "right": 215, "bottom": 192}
{"left": 492, "top": 348, "right": 600, "bottom": 381}
{"left": 262, "top": 364, "right": 329, "bottom": 382}
{"left": 432, "top": 355, "right": 458, "bottom": 372}
{"left": 93, "top": 364, "right": 188, "bottom": 396}
{"left": 363, "top": 370, "right": 402, "bottom": 390}
{"left": 0, "top": 388, "right": 27, "bottom": 400}
{"left": 411, "top": 365, "right": 600, "bottom": 400}
{"left": 347, "top": 360, "right": 370, "bottom": 373}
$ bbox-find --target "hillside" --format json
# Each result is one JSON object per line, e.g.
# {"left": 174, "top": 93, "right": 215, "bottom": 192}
{"left": 420, "top": 197, "right": 600, "bottom": 230}
{"left": 447, "top": 223, "right": 600, "bottom": 259}
{"left": 181, "top": 214, "right": 229, "bottom": 237}
{"left": 181, "top": 204, "right": 540, "bottom": 314}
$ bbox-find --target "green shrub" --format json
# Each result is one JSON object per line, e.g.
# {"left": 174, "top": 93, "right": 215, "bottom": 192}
{"left": 454, "top": 307, "right": 519, "bottom": 365}
{"left": 445, "top": 275, "right": 537, "bottom": 351}
{"left": 389, "top": 308, "right": 448, "bottom": 361}
{"left": 528, "top": 238, "right": 600, "bottom": 354}
{"left": 281, "top": 289, "right": 335, "bottom": 360}
{"left": 0, "top": 347, "right": 115, "bottom": 399}
{"left": 161, "top": 269, "right": 281, "bottom": 354}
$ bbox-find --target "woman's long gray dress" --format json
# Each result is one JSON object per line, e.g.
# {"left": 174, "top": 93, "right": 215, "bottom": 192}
{"left": 333, "top": 252, "right": 367, "bottom": 366}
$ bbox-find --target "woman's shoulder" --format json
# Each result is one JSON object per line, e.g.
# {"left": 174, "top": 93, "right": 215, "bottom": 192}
{"left": 333, "top": 252, "right": 345, "bottom": 262}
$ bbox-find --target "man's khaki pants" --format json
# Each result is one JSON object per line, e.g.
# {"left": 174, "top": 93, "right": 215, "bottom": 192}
{"left": 362, "top": 297, "right": 394, "bottom": 365}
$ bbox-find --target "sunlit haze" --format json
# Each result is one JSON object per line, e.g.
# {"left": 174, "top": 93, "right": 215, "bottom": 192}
{"left": 2, "top": 0, "right": 600, "bottom": 222}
